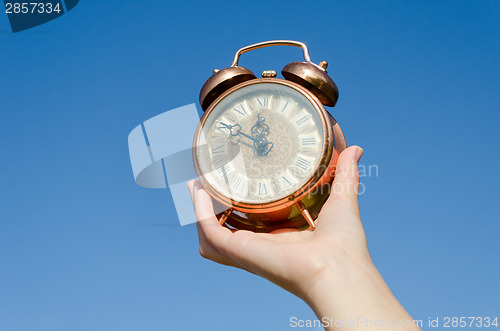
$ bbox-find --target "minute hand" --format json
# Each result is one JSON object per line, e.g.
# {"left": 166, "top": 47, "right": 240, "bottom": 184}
{"left": 241, "top": 130, "right": 273, "bottom": 156}
{"left": 221, "top": 123, "right": 273, "bottom": 156}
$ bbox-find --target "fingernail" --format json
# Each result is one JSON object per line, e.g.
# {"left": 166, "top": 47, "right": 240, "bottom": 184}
{"left": 355, "top": 147, "right": 364, "bottom": 162}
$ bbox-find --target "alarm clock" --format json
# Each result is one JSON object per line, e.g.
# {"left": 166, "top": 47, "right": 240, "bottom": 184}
{"left": 193, "top": 40, "right": 347, "bottom": 232}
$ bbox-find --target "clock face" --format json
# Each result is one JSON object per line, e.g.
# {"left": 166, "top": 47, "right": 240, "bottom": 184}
{"left": 196, "top": 82, "right": 325, "bottom": 204}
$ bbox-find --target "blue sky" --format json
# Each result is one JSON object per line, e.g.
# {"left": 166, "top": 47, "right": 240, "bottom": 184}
{"left": 1, "top": 1, "right": 499, "bottom": 330}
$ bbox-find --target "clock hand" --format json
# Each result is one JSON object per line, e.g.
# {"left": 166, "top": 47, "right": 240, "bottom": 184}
{"left": 251, "top": 113, "right": 273, "bottom": 156}
{"left": 220, "top": 122, "right": 273, "bottom": 156}
{"left": 251, "top": 112, "right": 270, "bottom": 137}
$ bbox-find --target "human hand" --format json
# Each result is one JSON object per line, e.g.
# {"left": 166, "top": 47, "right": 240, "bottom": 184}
{"left": 187, "top": 146, "right": 420, "bottom": 330}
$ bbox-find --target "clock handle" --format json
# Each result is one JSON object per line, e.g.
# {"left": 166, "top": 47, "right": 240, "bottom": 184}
{"left": 296, "top": 201, "right": 316, "bottom": 231}
{"left": 231, "top": 40, "right": 324, "bottom": 71}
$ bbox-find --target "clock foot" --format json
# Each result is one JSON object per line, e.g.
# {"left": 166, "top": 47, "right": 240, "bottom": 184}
{"left": 296, "top": 201, "right": 316, "bottom": 231}
{"left": 218, "top": 208, "right": 233, "bottom": 226}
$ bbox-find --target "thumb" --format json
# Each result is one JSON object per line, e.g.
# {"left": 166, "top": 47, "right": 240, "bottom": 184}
{"left": 324, "top": 146, "right": 364, "bottom": 210}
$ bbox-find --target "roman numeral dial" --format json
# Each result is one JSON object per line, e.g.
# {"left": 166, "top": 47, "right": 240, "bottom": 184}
{"left": 250, "top": 180, "right": 273, "bottom": 199}
{"left": 256, "top": 97, "right": 269, "bottom": 108}
{"left": 196, "top": 82, "right": 325, "bottom": 204}
{"left": 291, "top": 154, "right": 315, "bottom": 178}
{"left": 231, "top": 101, "right": 252, "bottom": 120}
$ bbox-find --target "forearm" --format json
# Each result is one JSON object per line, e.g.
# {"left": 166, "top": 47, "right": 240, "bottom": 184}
{"left": 303, "top": 258, "right": 421, "bottom": 330}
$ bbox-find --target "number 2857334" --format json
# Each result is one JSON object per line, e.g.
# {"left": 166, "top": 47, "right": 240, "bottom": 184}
{"left": 5, "top": 2, "right": 62, "bottom": 14}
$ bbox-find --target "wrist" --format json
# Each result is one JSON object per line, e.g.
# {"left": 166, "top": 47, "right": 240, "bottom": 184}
{"left": 303, "top": 254, "right": 377, "bottom": 309}
{"left": 302, "top": 256, "right": 419, "bottom": 330}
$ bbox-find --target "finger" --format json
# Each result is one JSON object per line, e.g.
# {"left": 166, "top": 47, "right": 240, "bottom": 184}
{"left": 196, "top": 222, "right": 239, "bottom": 267}
{"left": 314, "top": 146, "right": 364, "bottom": 233}
{"left": 187, "top": 181, "right": 238, "bottom": 267}
{"left": 188, "top": 182, "right": 271, "bottom": 272}
{"left": 188, "top": 183, "right": 304, "bottom": 281}
{"left": 322, "top": 145, "right": 363, "bottom": 211}
{"left": 187, "top": 180, "right": 196, "bottom": 205}
{"left": 190, "top": 183, "right": 284, "bottom": 276}
{"left": 315, "top": 146, "right": 368, "bottom": 250}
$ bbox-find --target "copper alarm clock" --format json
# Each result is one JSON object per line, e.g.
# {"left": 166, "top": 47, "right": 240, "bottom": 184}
{"left": 193, "top": 40, "right": 347, "bottom": 232}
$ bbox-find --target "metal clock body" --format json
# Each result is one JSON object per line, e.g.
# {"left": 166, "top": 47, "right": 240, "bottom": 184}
{"left": 193, "top": 41, "right": 347, "bottom": 232}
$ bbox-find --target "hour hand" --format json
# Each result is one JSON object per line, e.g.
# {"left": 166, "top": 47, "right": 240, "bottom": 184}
{"left": 219, "top": 122, "right": 242, "bottom": 137}
{"left": 219, "top": 122, "right": 273, "bottom": 156}
{"left": 251, "top": 113, "right": 270, "bottom": 137}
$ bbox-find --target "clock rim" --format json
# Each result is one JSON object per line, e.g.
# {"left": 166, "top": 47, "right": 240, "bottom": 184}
{"left": 192, "top": 77, "right": 335, "bottom": 213}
